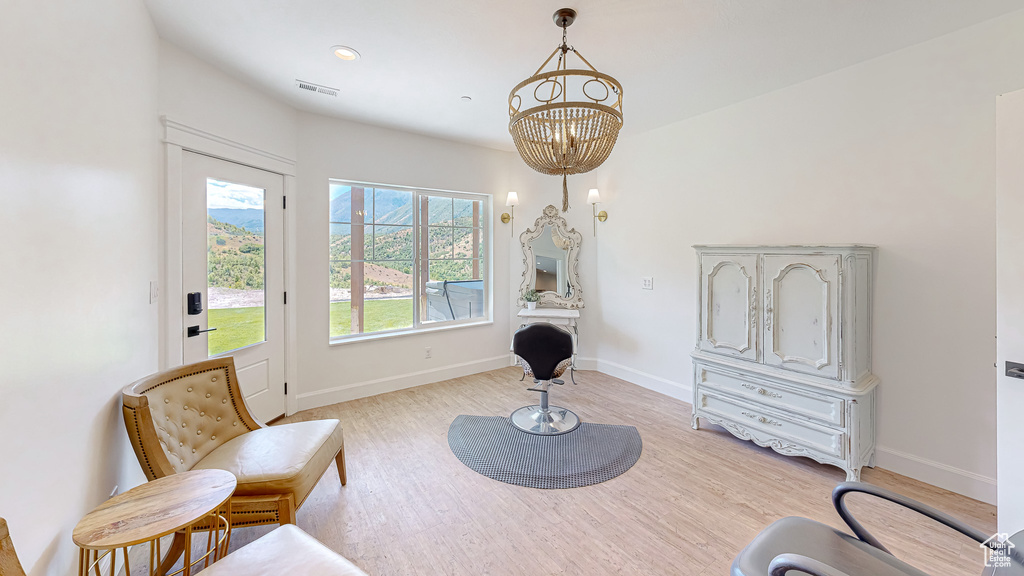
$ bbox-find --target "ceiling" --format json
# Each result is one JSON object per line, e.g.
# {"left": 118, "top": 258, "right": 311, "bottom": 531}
{"left": 143, "top": 0, "right": 1023, "bottom": 151}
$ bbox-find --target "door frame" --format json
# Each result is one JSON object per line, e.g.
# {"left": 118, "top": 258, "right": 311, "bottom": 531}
{"left": 160, "top": 116, "right": 299, "bottom": 416}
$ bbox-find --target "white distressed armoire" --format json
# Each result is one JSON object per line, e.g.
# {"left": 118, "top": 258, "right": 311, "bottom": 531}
{"left": 691, "top": 245, "right": 877, "bottom": 480}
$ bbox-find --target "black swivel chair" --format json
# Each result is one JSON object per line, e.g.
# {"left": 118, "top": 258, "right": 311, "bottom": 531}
{"left": 511, "top": 323, "right": 578, "bottom": 435}
{"left": 733, "top": 481, "right": 1023, "bottom": 576}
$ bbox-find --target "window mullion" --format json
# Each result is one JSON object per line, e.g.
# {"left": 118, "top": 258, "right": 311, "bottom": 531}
{"left": 412, "top": 192, "right": 420, "bottom": 329}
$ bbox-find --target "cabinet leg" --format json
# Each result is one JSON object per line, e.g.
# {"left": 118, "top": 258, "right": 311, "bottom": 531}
{"left": 691, "top": 414, "right": 700, "bottom": 430}
{"left": 845, "top": 467, "right": 861, "bottom": 482}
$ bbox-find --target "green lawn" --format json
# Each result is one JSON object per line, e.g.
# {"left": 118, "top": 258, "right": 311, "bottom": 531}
{"left": 209, "top": 307, "right": 266, "bottom": 356}
{"left": 208, "top": 298, "right": 414, "bottom": 355}
{"left": 330, "top": 298, "right": 413, "bottom": 337}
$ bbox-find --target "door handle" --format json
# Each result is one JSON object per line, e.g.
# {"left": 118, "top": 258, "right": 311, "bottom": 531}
{"left": 1006, "top": 362, "right": 1024, "bottom": 379}
{"left": 187, "top": 325, "right": 217, "bottom": 338}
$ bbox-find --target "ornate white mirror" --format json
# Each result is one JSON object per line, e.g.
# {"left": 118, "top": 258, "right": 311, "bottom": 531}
{"left": 518, "top": 205, "right": 584, "bottom": 309}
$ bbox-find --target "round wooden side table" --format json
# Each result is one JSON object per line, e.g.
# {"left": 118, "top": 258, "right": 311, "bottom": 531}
{"left": 72, "top": 469, "right": 236, "bottom": 576}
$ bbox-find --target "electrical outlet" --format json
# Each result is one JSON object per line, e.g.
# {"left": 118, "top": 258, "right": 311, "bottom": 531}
{"left": 641, "top": 277, "right": 654, "bottom": 290}
{"left": 425, "top": 347, "right": 432, "bottom": 359}
{"left": 110, "top": 485, "right": 119, "bottom": 498}
{"left": 149, "top": 280, "right": 159, "bottom": 304}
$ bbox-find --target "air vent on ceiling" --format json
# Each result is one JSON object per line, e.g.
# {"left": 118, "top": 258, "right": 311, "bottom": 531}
{"left": 295, "top": 80, "right": 339, "bottom": 97}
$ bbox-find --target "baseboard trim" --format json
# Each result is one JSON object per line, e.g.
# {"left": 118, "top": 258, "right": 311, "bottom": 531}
{"left": 579, "top": 357, "right": 692, "bottom": 402}
{"left": 297, "top": 354, "right": 996, "bottom": 505}
{"left": 874, "top": 446, "right": 996, "bottom": 505}
{"left": 295, "top": 355, "right": 510, "bottom": 411}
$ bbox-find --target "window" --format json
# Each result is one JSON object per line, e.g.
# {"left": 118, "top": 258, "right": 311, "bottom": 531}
{"left": 329, "top": 181, "right": 489, "bottom": 340}
{"left": 206, "top": 178, "right": 266, "bottom": 356}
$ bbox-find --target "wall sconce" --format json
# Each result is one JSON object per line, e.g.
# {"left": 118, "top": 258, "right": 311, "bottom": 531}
{"left": 501, "top": 191, "right": 519, "bottom": 235}
{"left": 588, "top": 188, "right": 607, "bottom": 236}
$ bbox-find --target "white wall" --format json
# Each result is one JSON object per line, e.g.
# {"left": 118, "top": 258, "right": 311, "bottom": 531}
{"left": 158, "top": 40, "right": 298, "bottom": 161}
{"left": 996, "top": 88, "right": 1024, "bottom": 532}
{"left": 293, "top": 112, "right": 525, "bottom": 406}
{"left": 592, "top": 9, "right": 1024, "bottom": 504}
{"left": 0, "top": 0, "right": 160, "bottom": 574}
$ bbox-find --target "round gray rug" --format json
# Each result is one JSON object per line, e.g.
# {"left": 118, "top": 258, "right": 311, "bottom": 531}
{"left": 447, "top": 414, "right": 642, "bottom": 489}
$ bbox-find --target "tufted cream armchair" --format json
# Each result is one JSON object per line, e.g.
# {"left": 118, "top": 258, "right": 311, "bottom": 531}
{"left": 1, "top": 518, "right": 27, "bottom": 576}
{"left": 122, "top": 357, "right": 347, "bottom": 568}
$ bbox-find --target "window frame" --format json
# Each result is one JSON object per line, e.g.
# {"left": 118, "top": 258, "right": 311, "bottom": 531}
{"left": 328, "top": 179, "right": 492, "bottom": 344}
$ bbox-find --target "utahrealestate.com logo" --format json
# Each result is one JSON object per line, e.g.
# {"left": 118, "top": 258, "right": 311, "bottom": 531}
{"left": 982, "top": 533, "right": 1016, "bottom": 568}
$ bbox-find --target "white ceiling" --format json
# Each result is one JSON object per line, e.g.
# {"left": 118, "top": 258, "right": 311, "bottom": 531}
{"left": 143, "top": 0, "right": 1023, "bottom": 151}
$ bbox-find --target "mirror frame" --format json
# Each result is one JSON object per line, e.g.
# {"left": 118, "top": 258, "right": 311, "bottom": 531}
{"left": 518, "top": 204, "right": 584, "bottom": 309}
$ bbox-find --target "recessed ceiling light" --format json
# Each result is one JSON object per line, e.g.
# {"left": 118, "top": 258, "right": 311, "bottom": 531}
{"left": 332, "top": 45, "right": 360, "bottom": 61}
{"left": 460, "top": 96, "right": 472, "bottom": 103}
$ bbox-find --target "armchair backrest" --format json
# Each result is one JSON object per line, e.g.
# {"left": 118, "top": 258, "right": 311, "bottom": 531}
{"left": 122, "top": 357, "right": 262, "bottom": 479}
{"left": 0, "top": 518, "right": 27, "bottom": 576}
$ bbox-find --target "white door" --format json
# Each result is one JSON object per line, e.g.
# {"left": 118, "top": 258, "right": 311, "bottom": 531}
{"left": 762, "top": 254, "right": 840, "bottom": 379}
{"left": 997, "top": 88, "right": 1024, "bottom": 533}
{"left": 181, "top": 151, "right": 286, "bottom": 422}
{"left": 699, "top": 253, "right": 759, "bottom": 361}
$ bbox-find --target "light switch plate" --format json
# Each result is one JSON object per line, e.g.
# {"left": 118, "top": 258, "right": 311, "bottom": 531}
{"left": 642, "top": 277, "right": 654, "bottom": 290}
{"left": 149, "top": 280, "right": 159, "bottom": 304}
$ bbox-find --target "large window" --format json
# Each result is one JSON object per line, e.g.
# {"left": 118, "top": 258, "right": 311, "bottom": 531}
{"left": 329, "top": 181, "right": 489, "bottom": 340}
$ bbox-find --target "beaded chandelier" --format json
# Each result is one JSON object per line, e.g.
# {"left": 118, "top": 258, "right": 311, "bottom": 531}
{"left": 509, "top": 8, "right": 623, "bottom": 212}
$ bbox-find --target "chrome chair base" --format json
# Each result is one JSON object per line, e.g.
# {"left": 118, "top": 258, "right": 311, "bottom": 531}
{"left": 510, "top": 405, "right": 580, "bottom": 435}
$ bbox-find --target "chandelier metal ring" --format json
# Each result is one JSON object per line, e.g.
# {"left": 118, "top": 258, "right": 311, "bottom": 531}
{"left": 533, "top": 79, "right": 563, "bottom": 104}
{"left": 509, "top": 70, "right": 623, "bottom": 112}
{"left": 582, "top": 79, "right": 610, "bottom": 102}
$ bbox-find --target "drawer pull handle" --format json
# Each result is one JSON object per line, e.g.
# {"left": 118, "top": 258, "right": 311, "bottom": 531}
{"left": 741, "top": 383, "right": 782, "bottom": 399}
{"left": 741, "top": 411, "right": 783, "bottom": 427}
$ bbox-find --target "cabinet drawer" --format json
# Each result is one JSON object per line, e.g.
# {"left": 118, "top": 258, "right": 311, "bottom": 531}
{"left": 696, "top": 390, "right": 845, "bottom": 459}
{"left": 696, "top": 366, "right": 844, "bottom": 427}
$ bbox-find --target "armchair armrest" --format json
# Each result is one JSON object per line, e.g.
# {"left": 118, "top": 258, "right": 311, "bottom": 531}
{"left": 768, "top": 554, "right": 853, "bottom": 576}
{"left": 832, "top": 482, "right": 990, "bottom": 554}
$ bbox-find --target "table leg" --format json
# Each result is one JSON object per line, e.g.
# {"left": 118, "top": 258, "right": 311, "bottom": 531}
{"left": 223, "top": 500, "right": 232, "bottom": 557}
{"left": 80, "top": 548, "right": 110, "bottom": 576}
{"left": 204, "top": 523, "right": 214, "bottom": 569}
{"left": 182, "top": 524, "right": 193, "bottom": 576}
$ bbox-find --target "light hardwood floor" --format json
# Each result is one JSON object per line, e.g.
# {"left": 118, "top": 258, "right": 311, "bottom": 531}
{"left": 218, "top": 368, "right": 996, "bottom": 575}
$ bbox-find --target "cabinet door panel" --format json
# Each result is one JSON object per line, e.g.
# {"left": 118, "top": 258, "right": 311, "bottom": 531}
{"left": 699, "top": 254, "right": 758, "bottom": 361}
{"left": 763, "top": 254, "right": 840, "bottom": 379}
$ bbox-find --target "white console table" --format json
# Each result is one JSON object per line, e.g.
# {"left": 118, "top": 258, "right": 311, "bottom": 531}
{"left": 513, "top": 308, "right": 580, "bottom": 379}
